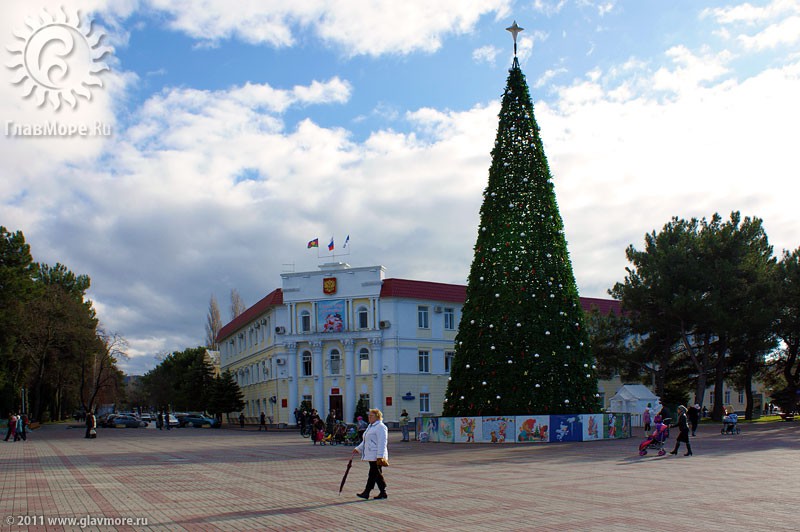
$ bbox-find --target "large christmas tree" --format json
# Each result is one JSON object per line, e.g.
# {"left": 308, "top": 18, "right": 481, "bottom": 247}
{"left": 443, "top": 32, "right": 598, "bottom": 417}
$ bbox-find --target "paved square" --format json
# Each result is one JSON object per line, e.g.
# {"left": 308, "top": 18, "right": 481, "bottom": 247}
{"left": 1, "top": 421, "right": 797, "bottom": 531}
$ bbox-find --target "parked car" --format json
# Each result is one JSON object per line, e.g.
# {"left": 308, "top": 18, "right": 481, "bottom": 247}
{"left": 140, "top": 412, "right": 155, "bottom": 422}
{"left": 180, "top": 414, "right": 221, "bottom": 428}
{"left": 107, "top": 414, "right": 147, "bottom": 428}
{"left": 165, "top": 414, "right": 179, "bottom": 428}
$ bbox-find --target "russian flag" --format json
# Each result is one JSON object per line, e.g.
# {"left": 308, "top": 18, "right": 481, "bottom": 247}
{"left": 328, "top": 237, "right": 335, "bottom": 251}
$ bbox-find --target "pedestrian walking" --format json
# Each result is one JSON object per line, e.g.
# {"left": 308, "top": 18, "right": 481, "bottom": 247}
{"left": 4, "top": 413, "right": 16, "bottom": 442}
{"left": 643, "top": 404, "right": 652, "bottom": 434}
{"left": 165, "top": 408, "right": 171, "bottom": 430}
{"left": 239, "top": 412, "right": 245, "bottom": 428}
{"left": 399, "top": 409, "right": 410, "bottom": 442}
{"left": 17, "top": 414, "right": 27, "bottom": 441}
{"left": 669, "top": 405, "right": 692, "bottom": 456}
{"left": 688, "top": 404, "right": 700, "bottom": 436}
{"left": 259, "top": 412, "right": 267, "bottom": 431}
{"left": 353, "top": 408, "right": 389, "bottom": 500}
{"left": 157, "top": 411, "right": 163, "bottom": 430}
{"left": 85, "top": 411, "right": 97, "bottom": 439}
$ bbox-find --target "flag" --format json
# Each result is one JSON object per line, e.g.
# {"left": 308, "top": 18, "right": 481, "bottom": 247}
{"left": 307, "top": 238, "right": 319, "bottom": 249}
{"left": 343, "top": 235, "right": 350, "bottom": 248}
{"left": 328, "top": 237, "right": 335, "bottom": 251}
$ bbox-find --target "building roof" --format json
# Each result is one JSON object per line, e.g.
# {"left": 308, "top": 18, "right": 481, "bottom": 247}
{"left": 216, "top": 279, "right": 621, "bottom": 342}
{"left": 380, "top": 278, "right": 621, "bottom": 316}
{"left": 216, "top": 288, "right": 283, "bottom": 343}
{"left": 579, "top": 296, "right": 622, "bottom": 315}
{"left": 380, "top": 278, "right": 467, "bottom": 303}
{"left": 611, "top": 384, "right": 659, "bottom": 402}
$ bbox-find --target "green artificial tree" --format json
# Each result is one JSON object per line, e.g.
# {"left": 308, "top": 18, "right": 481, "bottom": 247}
{"left": 443, "top": 52, "right": 599, "bottom": 417}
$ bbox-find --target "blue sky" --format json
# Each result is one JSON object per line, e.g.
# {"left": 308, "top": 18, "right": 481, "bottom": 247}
{"left": 2, "top": 0, "right": 799, "bottom": 374}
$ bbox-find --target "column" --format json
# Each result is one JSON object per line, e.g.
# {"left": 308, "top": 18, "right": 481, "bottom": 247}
{"left": 371, "top": 337, "right": 384, "bottom": 410}
{"left": 344, "top": 338, "right": 356, "bottom": 423}
{"left": 312, "top": 341, "right": 324, "bottom": 413}
{"left": 285, "top": 342, "right": 298, "bottom": 425}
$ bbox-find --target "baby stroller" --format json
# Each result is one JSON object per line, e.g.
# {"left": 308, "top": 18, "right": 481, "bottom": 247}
{"left": 721, "top": 413, "right": 741, "bottom": 434}
{"left": 343, "top": 423, "right": 359, "bottom": 445}
{"left": 639, "top": 416, "right": 670, "bottom": 456}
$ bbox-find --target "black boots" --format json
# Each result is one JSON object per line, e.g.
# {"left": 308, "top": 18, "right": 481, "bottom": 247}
{"left": 373, "top": 492, "right": 388, "bottom": 500}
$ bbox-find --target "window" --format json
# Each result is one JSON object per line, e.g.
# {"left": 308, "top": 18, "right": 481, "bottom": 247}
{"left": 300, "top": 311, "right": 311, "bottom": 333}
{"left": 359, "top": 393, "right": 370, "bottom": 410}
{"left": 738, "top": 390, "right": 744, "bottom": 403}
{"left": 445, "top": 351, "right": 455, "bottom": 373}
{"left": 418, "top": 306, "right": 429, "bottom": 329}
{"left": 358, "top": 306, "right": 369, "bottom": 329}
{"left": 709, "top": 391, "right": 715, "bottom": 406}
{"left": 418, "top": 350, "right": 430, "bottom": 373}
{"left": 302, "top": 351, "right": 312, "bottom": 376}
{"left": 724, "top": 390, "right": 731, "bottom": 404}
{"left": 302, "top": 394, "right": 312, "bottom": 406}
{"left": 359, "top": 348, "right": 370, "bottom": 374}
{"left": 420, "top": 393, "right": 430, "bottom": 413}
{"left": 444, "top": 307, "right": 455, "bottom": 330}
{"left": 330, "top": 349, "right": 341, "bottom": 375}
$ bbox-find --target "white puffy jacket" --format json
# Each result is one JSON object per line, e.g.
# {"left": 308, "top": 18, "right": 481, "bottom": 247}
{"left": 356, "top": 420, "right": 388, "bottom": 462}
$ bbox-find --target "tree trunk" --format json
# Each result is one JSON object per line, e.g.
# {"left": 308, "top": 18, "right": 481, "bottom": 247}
{"left": 712, "top": 337, "right": 728, "bottom": 421}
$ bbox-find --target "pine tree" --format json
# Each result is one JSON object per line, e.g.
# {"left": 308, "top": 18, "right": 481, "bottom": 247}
{"left": 443, "top": 58, "right": 599, "bottom": 416}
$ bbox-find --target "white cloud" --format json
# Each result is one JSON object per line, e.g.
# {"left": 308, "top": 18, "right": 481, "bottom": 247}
{"left": 473, "top": 45, "right": 501, "bottom": 65}
{"left": 737, "top": 15, "right": 800, "bottom": 50}
{"left": 142, "top": 0, "right": 511, "bottom": 56}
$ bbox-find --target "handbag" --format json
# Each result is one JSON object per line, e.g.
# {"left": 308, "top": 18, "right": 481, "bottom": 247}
{"left": 376, "top": 457, "right": 389, "bottom": 467}
{"left": 89, "top": 428, "right": 96, "bottom": 436}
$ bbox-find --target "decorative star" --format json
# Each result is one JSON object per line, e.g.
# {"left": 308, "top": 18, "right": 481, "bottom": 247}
{"left": 506, "top": 21, "right": 524, "bottom": 43}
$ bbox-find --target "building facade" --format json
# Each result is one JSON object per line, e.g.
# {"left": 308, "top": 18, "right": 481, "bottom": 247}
{"left": 217, "top": 262, "right": 624, "bottom": 425}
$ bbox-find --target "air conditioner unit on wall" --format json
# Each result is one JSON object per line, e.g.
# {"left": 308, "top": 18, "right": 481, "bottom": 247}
{"left": 275, "top": 357, "right": 286, "bottom": 365}
{"left": 434, "top": 306, "right": 443, "bottom": 313}
{"left": 379, "top": 320, "right": 391, "bottom": 329}
{"left": 275, "top": 326, "right": 286, "bottom": 334}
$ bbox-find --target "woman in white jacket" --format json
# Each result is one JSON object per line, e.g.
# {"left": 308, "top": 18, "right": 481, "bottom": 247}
{"left": 353, "top": 408, "right": 389, "bottom": 500}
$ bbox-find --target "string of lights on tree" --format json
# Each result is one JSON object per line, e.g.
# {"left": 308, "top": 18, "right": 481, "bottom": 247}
{"left": 443, "top": 24, "right": 599, "bottom": 416}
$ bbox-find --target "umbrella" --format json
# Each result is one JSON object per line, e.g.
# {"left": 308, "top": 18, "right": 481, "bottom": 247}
{"left": 338, "top": 454, "right": 355, "bottom": 495}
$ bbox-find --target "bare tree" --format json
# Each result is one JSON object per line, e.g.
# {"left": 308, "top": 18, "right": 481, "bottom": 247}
{"left": 205, "top": 294, "right": 222, "bottom": 349}
{"left": 80, "top": 330, "right": 127, "bottom": 414}
{"left": 230, "top": 289, "right": 246, "bottom": 321}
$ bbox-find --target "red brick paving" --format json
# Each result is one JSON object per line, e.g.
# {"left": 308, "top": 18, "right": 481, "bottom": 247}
{"left": 0, "top": 421, "right": 798, "bottom": 531}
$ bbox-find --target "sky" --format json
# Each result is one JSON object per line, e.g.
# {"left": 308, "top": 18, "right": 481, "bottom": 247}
{"left": 2, "top": 0, "right": 799, "bottom": 375}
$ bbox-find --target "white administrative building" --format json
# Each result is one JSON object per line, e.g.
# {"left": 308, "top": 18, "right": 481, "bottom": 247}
{"left": 216, "top": 262, "right": 622, "bottom": 425}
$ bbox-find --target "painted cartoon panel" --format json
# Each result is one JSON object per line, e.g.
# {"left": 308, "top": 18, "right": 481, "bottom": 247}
{"left": 454, "top": 416, "right": 482, "bottom": 443}
{"left": 582, "top": 414, "right": 603, "bottom": 441}
{"left": 481, "top": 416, "right": 515, "bottom": 443}
{"left": 515, "top": 415, "right": 550, "bottom": 443}
{"left": 604, "top": 413, "right": 630, "bottom": 439}
{"left": 550, "top": 415, "right": 583, "bottom": 442}
{"left": 438, "top": 417, "right": 455, "bottom": 443}
{"left": 420, "top": 417, "right": 440, "bottom": 442}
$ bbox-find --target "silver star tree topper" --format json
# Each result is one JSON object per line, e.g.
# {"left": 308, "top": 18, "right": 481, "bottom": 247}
{"left": 506, "top": 21, "right": 524, "bottom": 56}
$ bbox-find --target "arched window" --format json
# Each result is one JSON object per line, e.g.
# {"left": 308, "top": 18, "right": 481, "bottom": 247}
{"left": 329, "top": 349, "right": 341, "bottom": 375}
{"left": 302, "top": 351, "right": 312, "bottom": 376}
{"left": 357, "top": 306, "right": 369, "bottom": 329}
{"left": 359, "top": 348, "right": 370, "bottom": 374}
{"left": 300, "top": 310, "right": 311, "bottom": 333}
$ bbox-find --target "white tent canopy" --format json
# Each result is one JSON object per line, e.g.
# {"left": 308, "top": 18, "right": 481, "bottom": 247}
{"left": 609, "top": 384, "right": 660, "bottom": 415}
